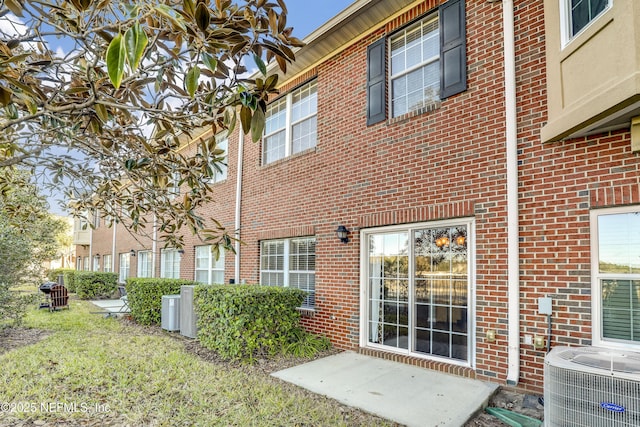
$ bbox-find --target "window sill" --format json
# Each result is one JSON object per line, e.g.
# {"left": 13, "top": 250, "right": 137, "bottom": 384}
{"left": 297, "top": 307, "right": 316, "bottom": 317}
{"left": 261, "top": 147, "right": 317, "bottom": 169}
{"left": 388, "top": 101, "right": 441, "bottom": 125}
{"left": 202, "top": 178, "right": 227, "bottom": 186}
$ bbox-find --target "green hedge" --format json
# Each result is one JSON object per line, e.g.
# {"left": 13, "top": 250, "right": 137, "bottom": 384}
{"left": 194, "top": 284, "right": 307, "bottom": 360}
{"left": 126, "top": 278, "right": 195, "bottom": 325}
{"left": 75, "top": 272, "right": 118, "bottom": 299}
{"left": 46, "top": 268, "right": 77, "bottom": 293}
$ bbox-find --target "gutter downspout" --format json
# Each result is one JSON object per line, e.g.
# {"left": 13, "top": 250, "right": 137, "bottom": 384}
{"left": 503, "top": 0, "right": 520, "bottom": 386}
{"left": 89, "top": 224, "right": 93, "bottom": 271}
{"left": 234, "top": 129, "right": 244, "bottom": 284}
{"left": 152, "top": 214, "right": 158, "bottom": 278}
{"left": 111, "top": 220, "right": 117, "bottom": 275}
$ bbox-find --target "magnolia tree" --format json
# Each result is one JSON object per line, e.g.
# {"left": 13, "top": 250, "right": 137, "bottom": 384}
{"left": 0, "top": 0, "right": 301, "bottom": 249}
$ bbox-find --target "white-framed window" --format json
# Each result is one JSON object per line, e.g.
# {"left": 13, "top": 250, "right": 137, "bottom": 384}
{"left": 195, "top": 245, "right": 225, "bottom": 284}
{"left": 591, "top": 206, "right": 640, "bottom": 349}
{"left": 263, "top": 80, "right": 317, "bottom": 165}
{"left": 83, "top": 256, "right": 90, "bottom": 271}
{"left": 93, "top": 255, "right": 100, "bottom": 271}
{"left": 137, "top": 250, "right": 153, "bottom": 278}
{"left": 103, "top": 254, "right": 112, "bottom": 272}
{"left": 169, "top": 171, "right": 181, "bottom": 199}
{"left": 161, "top": 248, "right": 181, "bottom": 279}
{"left": 562, "top": 0, "right": 611, "bottom": 45}
{"left": 260, "top": 237, "right": 316, "bottom": 308}
{"left": 361, "top": 219, "right": 473, "bottom": 365}
{"left": 390, "top": 15, "right": 440, "bottom": 117}
{"left": 208, "top": 136, "right": 228, "bottom": 183}
{"left": 119, "top": 253, "right": 130, "bottom": 283}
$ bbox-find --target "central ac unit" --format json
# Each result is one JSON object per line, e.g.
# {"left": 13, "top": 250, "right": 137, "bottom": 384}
{"left": 161, "top": 294, "right": 181, "bottom": 332}
{"left": 544, "top": 346, "right": 640, "bottom": 427}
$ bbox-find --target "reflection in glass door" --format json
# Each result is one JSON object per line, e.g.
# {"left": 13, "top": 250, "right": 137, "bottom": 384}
{"left": 414, "top": 226, "right": 468, "bottom": 361}
{"left": 365, "top": 222, "right": 470, "bottom": 363}
{"left": 368, "top": 233, "right": 410, "bottom": 349}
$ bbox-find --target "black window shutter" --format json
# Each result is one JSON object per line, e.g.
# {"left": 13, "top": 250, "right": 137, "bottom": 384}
{"left": 440, "top": 0, "right": 467, "bottom": 99}
{"left": 366, "top": 37, "right": 386, "bottom": 125}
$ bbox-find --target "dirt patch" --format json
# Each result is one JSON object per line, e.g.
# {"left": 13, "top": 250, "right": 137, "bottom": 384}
{"left": 0, "top": 327, "right": 51, "bottom": 356}
{"left": 465, "top": 387, "right": 544, "bottom": 426}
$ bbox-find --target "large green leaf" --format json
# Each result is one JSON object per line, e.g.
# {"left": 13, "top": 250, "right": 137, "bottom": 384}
{"left": 201, "top": 53, "right": 217, "bottom": 73}
{"left": 240, "top": 105, "right": 251, "bottom": 136}
{"left": 0, "top": 86, "right": 13, "bottom": 107}
{"left": 195, "top": 2, "right": 211, "bottom": 33}
{"left": 106, "top": 34, "right": 126, "bottom": 89}
{"left": 253, "top": 53, "right": 267, "bottom": 76}
{"left": 185, "top": 66, "right": 200, "bottom": 98}
{"left": 250, "top": 106, "right": 265, "bottom": 143}
{"left": 4, "top": 0, "right": 24, "bottom": 17}
{"left": 155, "top": 4, "right": 186, "bottom": 31}
{"left": 124, "top": 22, "right": 148, "bottom": 71}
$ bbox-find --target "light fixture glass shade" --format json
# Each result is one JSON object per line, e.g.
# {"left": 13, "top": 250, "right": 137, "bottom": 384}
{"left": 336, "top": 225, "right": 349, "bottom": 243}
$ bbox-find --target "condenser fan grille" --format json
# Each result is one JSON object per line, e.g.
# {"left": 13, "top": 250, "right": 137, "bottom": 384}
{"left": 556, "top": 347, "right": 640, "bottom": 374}
{"left": 545, "top": 347, "right": 640, "bottom": 427}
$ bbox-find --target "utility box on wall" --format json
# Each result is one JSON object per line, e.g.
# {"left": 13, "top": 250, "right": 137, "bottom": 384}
{"left": 180, "top": 285, "right": 197, "bottom": 338}
{"left": 161, "top": 295, "right": 181, "bottom": 332}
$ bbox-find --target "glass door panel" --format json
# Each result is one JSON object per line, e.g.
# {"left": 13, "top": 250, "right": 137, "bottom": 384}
{"left": 366, "top": 224, "right": 469, "bottom": 362}
{"left": 412, "top": 225, "right": 469, "bottom": 361}
{"left": 368, "top": 232, "right": 409, "bottom": 350}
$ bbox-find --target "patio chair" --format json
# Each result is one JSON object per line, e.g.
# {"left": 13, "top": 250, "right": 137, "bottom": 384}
{"left": 118, "top": 285, "right": 130, "bottom": 313}
{"left": 49, "top": 284, "right": 69, "bottom": 311}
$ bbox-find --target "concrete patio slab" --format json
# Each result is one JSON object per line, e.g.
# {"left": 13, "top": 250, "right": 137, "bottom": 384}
{"left": 90, "top": 299, "right": 129, "bottom": 314}
{"left": 272, "top": 351, "right": 498, "bottom": 427}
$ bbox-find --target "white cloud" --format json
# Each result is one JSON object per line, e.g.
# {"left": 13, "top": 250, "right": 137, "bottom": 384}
{"left": 0, "top": 13, "right": 28, "bottom": 38}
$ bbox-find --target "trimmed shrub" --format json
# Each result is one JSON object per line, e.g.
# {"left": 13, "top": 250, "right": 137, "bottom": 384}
{"left": 194, "top": 284, "right": 308, "bottom": 360}
{"left": 126, "top": 278, "right": 195, "bottom": 325}
{"left": 75, "top": 272, "right": 118, "bottom": 299}
{"left": 46, "top": 268, "right": 77, "bottom": 293}
{"left": 284, "top": 327, "right": 332, "bottom": 358}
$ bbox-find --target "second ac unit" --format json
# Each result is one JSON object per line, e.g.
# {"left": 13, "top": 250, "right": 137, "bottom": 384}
{"left": 161, "top": 294, "right": 181, "bottom": 332}
{"left": 544, "top": 346, "right": 640, "bottom": 427}
{"left": 180, "top": 285, "right": 197, "bottom": 338}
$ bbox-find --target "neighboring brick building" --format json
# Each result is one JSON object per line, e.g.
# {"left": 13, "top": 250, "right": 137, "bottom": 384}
{"left": 75, "top": 0, "right": 640, "bottom": 393}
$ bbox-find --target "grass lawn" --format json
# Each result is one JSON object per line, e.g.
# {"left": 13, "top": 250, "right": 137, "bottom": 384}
{"left": 0, "top": 299, "right": 393, "bottom": 426}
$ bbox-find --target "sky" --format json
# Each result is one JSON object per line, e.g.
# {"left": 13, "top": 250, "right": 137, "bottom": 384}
{"left": 285, "top": 0, "right": 353, "bottom": 39}
{"left": 40, "top": 0, "right": 354, "bottom": 216}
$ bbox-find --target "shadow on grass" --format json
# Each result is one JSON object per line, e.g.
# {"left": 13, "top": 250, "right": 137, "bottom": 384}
{"left": 0, "top": 300, "right": 396, "bottom": 426}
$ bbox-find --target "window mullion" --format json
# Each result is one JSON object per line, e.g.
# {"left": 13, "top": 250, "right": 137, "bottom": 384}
{"left": 408, "top": 229, "right": 416, "bottom": 353}
{"left": 285, "top": 94, "right": 292, "bottom": 157}
{"left": 391, "top": 56, "right": 438, "bottom": 81}
{"left": 283, "top": 239, "right": 290, "bottom": 288}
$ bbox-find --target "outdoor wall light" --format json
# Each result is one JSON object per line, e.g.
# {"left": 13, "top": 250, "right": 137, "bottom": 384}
{"left": 94, "top": 253, "right": 100, "bottom": 259}
{"left": 130, "top": 249, "right": 136, "bottom": 257}
{"left": 336, "top": 225, "right": 349, "bottom": 243}
{"left": 178, "top": 249, "right": 185, "bottom": 255}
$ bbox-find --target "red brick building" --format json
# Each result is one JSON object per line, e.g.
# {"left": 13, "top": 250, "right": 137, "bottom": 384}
{"left": 75, "top": 0, "right": 640, "bottom": 393}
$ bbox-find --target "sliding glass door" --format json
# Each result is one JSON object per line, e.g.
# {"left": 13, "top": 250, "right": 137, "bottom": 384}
{"left": 364, "top": 220, "right": 472, "bottom": 363}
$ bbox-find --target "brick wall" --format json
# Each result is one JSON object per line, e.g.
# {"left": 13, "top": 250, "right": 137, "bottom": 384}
{"left": 515, "top": 0, "right": 640, "bottom": 392}
{"left": 239, "top": 0, "right": 516, "bottom": 370}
